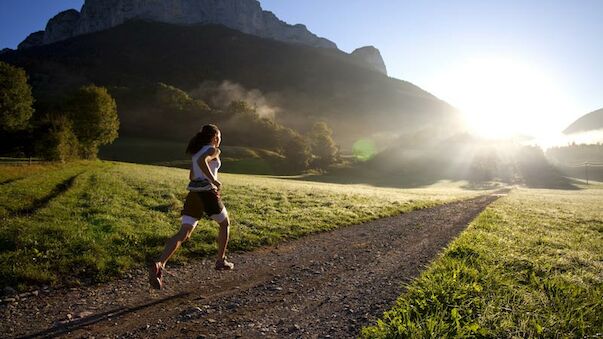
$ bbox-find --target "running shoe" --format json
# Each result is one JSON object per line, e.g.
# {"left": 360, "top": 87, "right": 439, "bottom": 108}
{"left": 148, "top": 262, "right": 164, "bottom": 289}
{"left": 215, "top": 257, "right": 234, "bottom": 270}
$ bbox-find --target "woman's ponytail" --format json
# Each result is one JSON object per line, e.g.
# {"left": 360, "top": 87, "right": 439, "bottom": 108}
{"left": 186, "top": 124, "right": 220, "bottom": 154}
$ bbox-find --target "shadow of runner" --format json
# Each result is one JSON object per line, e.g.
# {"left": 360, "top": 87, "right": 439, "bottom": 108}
{"left": 16, "top": 292, "right": 190, "bottom": 339}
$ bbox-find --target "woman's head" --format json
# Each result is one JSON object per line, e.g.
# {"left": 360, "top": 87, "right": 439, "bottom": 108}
{"left": 186, "top": 124, "right": 221, "bottom": 154}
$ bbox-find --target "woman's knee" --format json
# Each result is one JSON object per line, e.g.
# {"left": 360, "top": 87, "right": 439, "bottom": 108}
{"left": 179, "top": 224, "right": 195, "bottom": 242}
{"left": 219, "top": 217, "right": 230, "bottom": 229}
{"left": 212, "top": 208, "right": 229, "bottom": 225}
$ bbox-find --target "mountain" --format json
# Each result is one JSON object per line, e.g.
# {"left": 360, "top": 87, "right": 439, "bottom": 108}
{"left": 18, "top": 31, "right": 45, "bottom": 50}
{"left": 16, "top": 0, "right": 389, "bottom": 78}
{"left": 351, "top": 46, "right": 387, "bottom": 75}
{"left": 563, "top": 108, "right": 603, "bottom": 134}
{"left": 18, "top": 0, "right": 336, "bottom": 50}
{"left": 2, "top": 20, "right": 460, "bottom": 148}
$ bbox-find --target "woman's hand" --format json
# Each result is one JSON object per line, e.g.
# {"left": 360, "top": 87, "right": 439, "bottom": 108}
{"left": 213, "top": 179, "right": 222, "bottom": 190}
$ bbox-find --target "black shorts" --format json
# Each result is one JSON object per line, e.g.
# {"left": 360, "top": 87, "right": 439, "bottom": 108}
{"left": 181, "top": 189, "right": 225, "bottom": 220}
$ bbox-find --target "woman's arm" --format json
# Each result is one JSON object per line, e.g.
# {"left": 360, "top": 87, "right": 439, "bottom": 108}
{"left": 197, "top": 147, "right": 221, "bottom": 188}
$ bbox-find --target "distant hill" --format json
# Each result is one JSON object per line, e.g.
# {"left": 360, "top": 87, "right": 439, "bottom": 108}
{"left": 563, "top": 108, "right": 603, "bottom": 134}
{"left": 1, "top": 20, "right": 461, "bottom": 148}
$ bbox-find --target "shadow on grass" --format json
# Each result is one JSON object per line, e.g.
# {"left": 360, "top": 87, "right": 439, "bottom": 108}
{"left": 273, "top": 165, "right": 463, "bottom": 189}
{"left": 16, "top": 292, "right": 190, "bottom": 339}
{"left": 517, "top": 162, "right": 581, "bottom": 190}
{"left": 461, "top": 182, "right": 507, "bottom": 191}
{"left": 0, "top": 178, "right": 20, "bottom": 186}
{"left": 13, "top": 173, "right": 84, "bottom": 216}
{"left": 274, "top": 165, "right": 496, "bottom": 190}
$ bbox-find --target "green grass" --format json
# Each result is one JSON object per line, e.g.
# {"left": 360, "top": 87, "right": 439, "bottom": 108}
{"left": 0, "top": 162, "right": 102, "bottom": 218}
{"left": 0, "top": 162, "right": 62, "bottom": 183}
{"left": 362, "top": 187, "right": 603, "bottom": 338}
{"left": 0, "top": 161, "right": 480, "bottom": 290}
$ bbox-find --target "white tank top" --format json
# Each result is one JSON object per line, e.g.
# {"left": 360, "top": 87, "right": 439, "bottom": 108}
{"left": 191, "top": 145, "right": 221, "bottom": 181}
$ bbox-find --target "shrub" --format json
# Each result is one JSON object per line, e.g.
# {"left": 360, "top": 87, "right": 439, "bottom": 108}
{"left": 36, "top": 115, "right": 79, "bottom": 162}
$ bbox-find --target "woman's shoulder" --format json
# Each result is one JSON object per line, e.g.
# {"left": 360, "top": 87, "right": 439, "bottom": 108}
{"left": 195, "top": 145, "right": 220, "bottom": 158}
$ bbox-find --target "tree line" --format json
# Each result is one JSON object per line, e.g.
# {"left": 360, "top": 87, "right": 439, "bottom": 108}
{"left": 1, "top": 61, "right": 119, "bottom": 162}
{"left": 0, "top": 61, "right": 339, "bottom": 171}
{"left": 113, "top": 81, "right": 340, "bottom": 171}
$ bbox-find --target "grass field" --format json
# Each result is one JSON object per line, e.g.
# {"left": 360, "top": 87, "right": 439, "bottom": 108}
{"left": 362, "top": 185, "right": 603, "bottom": 338}
{"left": 99, "top": 136, "right": 285, "bottom": 174}
{"left": 0, "top": 161, "right": 482, "bottom": 290}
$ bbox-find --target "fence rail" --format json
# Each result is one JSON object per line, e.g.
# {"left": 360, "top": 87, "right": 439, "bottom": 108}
{"left": 559, "top": 161, "right": 603, "bottom": 184}
{"left": 0, "top": 157, "right": 43, "bottom": 165}
{"left": 563, "top": 162, "right": 603, "bottom": 168}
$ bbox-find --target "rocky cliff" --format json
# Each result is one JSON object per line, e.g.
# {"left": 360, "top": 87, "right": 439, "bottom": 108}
{"left": 43, "top": 9, "right": 81, "bottom": 45}
{"left": 351, "top": 46, "right": 387, "bottom": 75}
{"left": 18, "top": 0, "right": 336, "bottom": 50}
{"left": 17, "top": 31, "right": 45, "bottom": 50}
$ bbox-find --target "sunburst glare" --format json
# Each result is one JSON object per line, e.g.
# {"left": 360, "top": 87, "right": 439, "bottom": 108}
{"left": 434, "top": 57, "right": 575, "bottom": 145}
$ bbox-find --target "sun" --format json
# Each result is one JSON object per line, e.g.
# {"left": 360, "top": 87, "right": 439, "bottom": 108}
{"left": 434, "top": 57, "right": 573, "bottom": 143}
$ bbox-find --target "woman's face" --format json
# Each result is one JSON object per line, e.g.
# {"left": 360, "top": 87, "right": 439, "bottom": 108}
{"left": 212, "top": 131, "right": 222, "bottom": 147}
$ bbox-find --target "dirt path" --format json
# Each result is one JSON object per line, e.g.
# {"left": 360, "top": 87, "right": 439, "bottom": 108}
{"left": 1, "top": 191, "right": 506, "bottom": 338}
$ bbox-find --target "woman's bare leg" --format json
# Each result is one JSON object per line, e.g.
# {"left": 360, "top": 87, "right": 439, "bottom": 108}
{"left": 217, "top": 217, "right": 230, "bottom": 260}
{"left": 158, "top": 224, "right": 195, "bottom": 267}
{"left": 149, "top": 224, "right": 195, "bottom": 289}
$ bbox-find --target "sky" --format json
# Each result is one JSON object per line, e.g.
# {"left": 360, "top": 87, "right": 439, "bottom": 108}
{"left": 1, "top": 0, "right": 601, "bottom": 143}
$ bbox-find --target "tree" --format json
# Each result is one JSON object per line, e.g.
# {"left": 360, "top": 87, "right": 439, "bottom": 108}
{"left": 222, "top": 100, "right": 283, "bottom": 149}
{"left": 156, "top": 82, "right": 209, "bottom": 113}
{"left": 309, "top": 121, "right": 338, "bottom": 169}
{"left": 227, "top": 100, "right": 255, "bottom": 116}
{"left": 36, "top": 114, "right": 79, "bottom": 162}
{"left": 282, "top": 134, "right": 311, "bottom": 171}
{"left": 151, "top": 83, "right": 211, "bottom": 137}
{"left": 469, "top": 152, "right": 497, "bottom": 182}
{"left": 67, "top": 85, "right": 119, "bottom": 158}
{"left": 0, "top": 61, "right": 34, "bottom": 132}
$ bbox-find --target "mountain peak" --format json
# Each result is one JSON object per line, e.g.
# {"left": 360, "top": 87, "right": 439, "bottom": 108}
{"left": 17, "top": 31, "right": 44, "bottom": 50}
{"left": 43, "top": 9, "right": 81, "bottom": 44}
{"left": 19, "top": 0, "right": 337, "bottom": 50}
{"left": 351, "top": 46, "right": 387, "bottom": 75}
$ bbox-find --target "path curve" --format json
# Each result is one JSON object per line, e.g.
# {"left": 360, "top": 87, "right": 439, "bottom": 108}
{"left": 1, "top": 191, "right": 507, "bottom": 338}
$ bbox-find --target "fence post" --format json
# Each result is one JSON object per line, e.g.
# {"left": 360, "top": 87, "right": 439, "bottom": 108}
{"left": 585, "top": 162, "right": 589, "bottom": 185}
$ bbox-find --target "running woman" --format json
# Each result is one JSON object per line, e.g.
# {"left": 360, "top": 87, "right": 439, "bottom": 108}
{"left": 149, "top": 124, "right": 233, "bottom": 289}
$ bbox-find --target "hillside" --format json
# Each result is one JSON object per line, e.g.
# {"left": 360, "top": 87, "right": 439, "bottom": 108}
{"left": 563, "top": 108, "right": 603, "bottom": 134}
{"left": 0, "top": 20, "right": 461, "bottom": 148}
